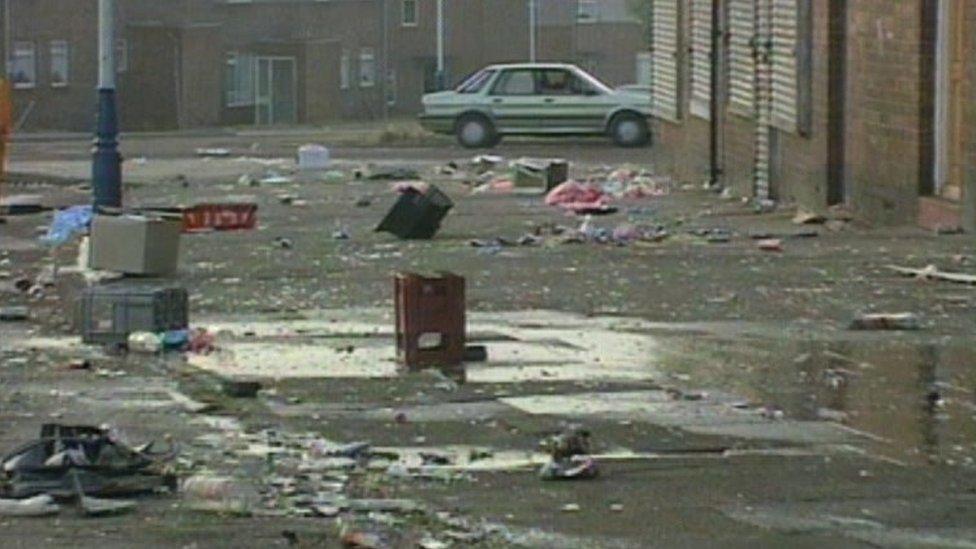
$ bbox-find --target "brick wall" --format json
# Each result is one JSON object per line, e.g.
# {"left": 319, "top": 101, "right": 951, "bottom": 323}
{"left": 845, "top": 0, "right": 931, "bottom": 225}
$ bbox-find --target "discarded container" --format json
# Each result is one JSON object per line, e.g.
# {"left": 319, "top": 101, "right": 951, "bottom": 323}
{"left": 513, "top": 158, "right": 569, "bottom": 191}
{"left": 89, "top": 214, "right": 181, "bottom": 275}
{"left": 78, "top": 284, "right": 189, "bottom": 345}
{"left": 376, "top": 185, "right": 453, "bottom": 240}
{"left": 128, "top": 332, "right": 163, "bottom": 354}
{"left": 182, "top": 475, "right": 259, "bottom": 515}
{"left": 850, "top": 313, "right": 921, "bottom": 331}
{"left": 298, "top": 144, "right": 331, "bottom": 170}
{"left": 395, "top": 272, "right": 466, "bottom": 368}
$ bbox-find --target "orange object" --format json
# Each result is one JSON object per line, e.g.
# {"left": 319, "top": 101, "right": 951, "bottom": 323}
{"left": 394, "top": 272, "right": 466, "bottom": 369}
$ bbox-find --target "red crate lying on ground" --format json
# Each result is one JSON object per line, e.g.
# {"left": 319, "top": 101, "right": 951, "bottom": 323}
{"left": 143, "top": 203, "right": 258, "bottom": 233}
{"left": 182, "top": 203, "right": 258, "bottom": 233}
{"left": 394, "top": 272, "right": 466, "bottom": 369}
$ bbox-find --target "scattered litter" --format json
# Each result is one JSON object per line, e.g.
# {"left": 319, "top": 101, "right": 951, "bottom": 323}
{"left": 376, "top": 184, "right": 453, "bottom": 240}
{"left": 195, "top": 148, "right": 231, "bottom": 158}
{"left": 849, "top": 313, "right": 921, "bottom": 331}
{"left": 40, "top": 205, "right": 93, "bottom": 246}
{"left": 561, "top": 503, "right": 581, "bottom": 513}
{"left": 128, "top": 331, "right": 162, "bottom": 354}
{"left": 756, "top": 239, "right": 783, "bottom": 252}
{"left": 888, "top": 265, "right": 976, "bottom": 286}
{"left": 182, "top": 475, "right": 259, "bottom": 515}
{"left": 366, "top": 166, "right": 421, "bottom": 181}
{"left": 0, "top": 494, "right": 60, "bottom": 517}
{"left": 0, "top": 306, "right": 28, "bottom": 321}
{"left": 793, "top": 210, "right": 826, "bottom": 225}
{"left": 274, "top": 237, "right": 294, "bottom": 249}
{"left": 545, "top": 181, "right": 614, "bottom": 215}
{"left": 297, "top": 144, "right": 330, "bottom": 170}
{"left": 539, "top": 425, "right": 598, "bottom": 481}
{"left": 72, "top": 471, "right": 136, "bottom": 517}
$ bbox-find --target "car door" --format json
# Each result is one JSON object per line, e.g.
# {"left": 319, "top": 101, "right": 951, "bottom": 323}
{"left": 487, "top": 69, "right": 548, "bottom": 134}
{"left": 537, "top": 68, "right": 616, "bottom": 133}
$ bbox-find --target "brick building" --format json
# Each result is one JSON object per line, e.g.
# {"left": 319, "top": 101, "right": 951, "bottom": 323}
{"left": 2, "top": 0, "right": 645, "bottom": 131}
{"left": 646, "top": 0, "right": 974, "bottom": 231}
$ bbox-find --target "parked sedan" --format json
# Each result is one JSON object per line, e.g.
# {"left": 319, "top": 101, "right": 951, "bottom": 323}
{"left": 419, "top": 63, "right": 652, "bottom": 149}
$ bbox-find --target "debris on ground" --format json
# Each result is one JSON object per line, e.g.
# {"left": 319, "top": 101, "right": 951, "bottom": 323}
{"left": 756, "top": 238, "right": 784, "bottom": 252}
{"left": 793, "top": 210, "right": 826, "bottom": 225}
{"left": 539, "top": 425, "right": 598, "bottom": 481}
{"left": 0, "top": 306, "right": 29, "bottom": 321}
{"left": 273, "top": 237, "right": 294, "bottom": 249}
{"left": 72, "top": 471, "right": 137, "bottom": 517}
{"left": 40, "top": 205, "right": 93, "bottom": 246}
{"left": 1, "top": 424, "right": 177, "bottom": 499}
{"left": 376, "top": 184, "right": 453, "bottom": 240}
{"left": 365, "top": 166, "right": 421, "bottom": 181}
{"left": 195, "top": 148, "right": 231, "bottom": 158}
{"left": 849, "top": 313, "right": 921, "bottom": 331}
{"left": 545, "top": 181, "right": 614, "bottom": 215}
{"left": 888, "top": 264, "right": 976, "bottom": 285}
{"left": 0, "top": 494, "right": 60, "bottom": 517}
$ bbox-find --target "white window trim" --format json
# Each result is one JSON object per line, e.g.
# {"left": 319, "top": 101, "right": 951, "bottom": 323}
{"left": 10, "top": 41, "right": 36, "bottom": 89}
{"left": 402, "top": 0, "right": 419, "bottom": 27}
{"left": 49, "top": 40, "right": 69, "bottom": 88}
{"left": 225, "top": 51, "right": 256, "bottom": 107}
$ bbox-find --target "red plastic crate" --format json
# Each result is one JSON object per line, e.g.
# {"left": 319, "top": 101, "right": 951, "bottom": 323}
{"left": 394, "top": 272, "right": 466, "bottom": 368}
{"left": 182, "top": 203, "right": 257, "bottom": 233}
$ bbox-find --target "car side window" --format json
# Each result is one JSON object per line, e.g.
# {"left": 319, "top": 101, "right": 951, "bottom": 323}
{"left": 538, "top": 69, "right": 579, "bottom": 96}
{"left": 491, "top": 70, "right": 536, "bottom": 96}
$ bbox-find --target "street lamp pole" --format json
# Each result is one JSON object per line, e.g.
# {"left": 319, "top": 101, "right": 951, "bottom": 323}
{"left": 92, "top": 0, "right": 121, "bottom": 210}
{"left": 436, "top": 0, "right": 445, "bottom": 89}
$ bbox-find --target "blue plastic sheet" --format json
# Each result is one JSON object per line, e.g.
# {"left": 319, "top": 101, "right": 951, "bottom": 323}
{"left": 40, "top": 205, "right": 93, "bottom": 246}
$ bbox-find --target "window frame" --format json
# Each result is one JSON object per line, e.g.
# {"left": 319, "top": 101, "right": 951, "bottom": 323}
{"left": 358, "top": 47, "right": 376, "bottom": 88}
{"left": 489, "top": 69, "right": 538, "bottom": 96}
{"left": 340, "top": 50, "right": 350, "bottom": 90}
{"left": 576, "top": 0, "right": 599, "bottom": 23}
{"left": 49, "top": 40, "right": 70, "bottom": 88}
{"left": 10, "top": 41, "right": 37, "bottom": 89}
{"left": 224, "top": 51, "right": 256, "bottom": 107}
{"left": 401, "top": 0, "right": 419, "bottom": 27}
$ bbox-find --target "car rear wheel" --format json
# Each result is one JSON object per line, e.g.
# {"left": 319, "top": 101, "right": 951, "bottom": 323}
{"left": 610, "top": 113, "right": 650, "bottom": 148}
{"left": 456, "top": 115, "right": 497, "bottom": 149}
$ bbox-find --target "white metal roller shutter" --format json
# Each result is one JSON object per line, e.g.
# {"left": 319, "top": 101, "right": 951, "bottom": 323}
{"left": 770, "top": 0, "right": 799, "bottom": 133}
{"left": 650, "top": 0, "right": 681, "bottom": 121}
{"left": 727, "top": 0, "right": 756, "bottom": 117}
{"left": 689, "top": 0, "right": 712, "bottom": 119}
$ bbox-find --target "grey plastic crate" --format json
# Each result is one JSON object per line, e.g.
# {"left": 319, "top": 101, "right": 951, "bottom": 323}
{"left": 78, "top": 284, "right": 189, "bottom": 345}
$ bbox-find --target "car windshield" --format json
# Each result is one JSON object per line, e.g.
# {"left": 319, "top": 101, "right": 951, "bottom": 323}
{"left": 455, "top": 69, "right": 495, "bottom": 94}
{"left": 573, "top": 68, "right": 613, "bottom": 95}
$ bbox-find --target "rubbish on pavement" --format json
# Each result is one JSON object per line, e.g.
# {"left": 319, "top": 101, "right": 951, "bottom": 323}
{"left": 1, "top": 424, "right": 177, "bottom": 499}
{"left": 274, "top": 237, "right": 294, "bottom": 249}
{"left": 888, "top": 264, "right": 976, "bottom": 286}
{"left": 561, "top": 503, "right": 581, "bottom": 512}
{"left": 513, "top": 158, "right": 569, "bottom": 191}
{"left": 182, "top": 475, "right": 260, "bottom": 515}
{"left": 222, "top": 379, "right": 262, "bottom": 398}
{"left": 793, "top": 210, "right": 826, "bottom": 225}
{"left": 0, "top": 494, "right": 60, "bottom": 517}
{"left": 1, "top": 194, "right": 45, "bottom": 215}
{"left": 0, "top": 306, "right": 28, "bottom": 321}
{"left": 79, "top": 284, "right": 189, "bottom": 346}
{"left": 376, "top": 184, "right": 453, "bottom": 240}
{"left": 395, "top": 272, "right": 466, "bottom": 368}
{"left": 850, "top": 313, "right": 921, "bottom": 331}
{"left": 40, "top": 205, "right": 93, "bottom": 247}
{"left": 366, "top": 166, "right": 421, "bottom": 181}
{"left": 128, "top": 332, "right": 163, "bottom": 354}
{"left": 72, "top": 471, "right": 136, "bottom": 517}
{"left": 297, "top": 144, "right": 331, "bottom": 170}
{"left": 195, "top": 148, "right": 231, "bottom": 158}
{"left": 145, "top": 203, "right": 258, "bottom": 233}
{"left": 539, "top": 425, "right": 597, "bottom": 481}
{"left": 88, "top": 214, "right": 182, "bottom": 276}
{"left": 340, "top": 530, "right": 386, "bottom": 548}
{"left": 259, "top": 172, "right": 293, "bottom": 185}
{"left": 545, "top": 181, "right": 616, "bottom": 215}
{"left": 539, "top": 455, "right": 599, "bottom": 480}
{"left": 756, "top": 238, "right": 784, "bottom": 252}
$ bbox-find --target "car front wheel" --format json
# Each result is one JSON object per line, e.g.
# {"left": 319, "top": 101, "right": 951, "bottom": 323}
{"left": 609, "top": 113, "right": 650, "bottom": 148}
{"left": 455, "top": 115, "right": 497, "bottom": 149}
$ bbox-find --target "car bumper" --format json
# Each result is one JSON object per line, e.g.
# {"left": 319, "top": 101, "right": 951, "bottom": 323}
{"left": 418, "top": 114, "right": 454, "bottom": 134}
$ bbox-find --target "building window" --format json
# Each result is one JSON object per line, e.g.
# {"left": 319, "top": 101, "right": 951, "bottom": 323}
{"left": 224, "top": 52, "right": 256, "bottom": 106}
{"left": 577, "top": 0, "right": 599, "bottom": 23}
{"left": 10, "top": 42, "right": 36, "bottom": 89}
{"left": 402, "top": 0, "right": 418, "bottom": 27}
{"left": 359, "top": 48, "right": 376, "bottom": 88}
{"left": 49, "top": 41, "right": 69, "bottom": 87}
{"left": 340, "top": 50, "right": 350, "bottom": 90}
{"left": 115, "top": 39, "right": 128, "bottom": 73}
{"left": 385, "top": 68, "right": 397, "bottom": 106}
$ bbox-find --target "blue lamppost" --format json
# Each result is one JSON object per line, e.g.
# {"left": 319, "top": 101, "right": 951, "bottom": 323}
{"left": 92, "top": 0, "right": 121, "bottom": 210}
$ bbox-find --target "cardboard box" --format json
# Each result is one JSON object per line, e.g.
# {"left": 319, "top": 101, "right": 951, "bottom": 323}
{"left": 89, "top": 214, "right": 181, "bottom": 275}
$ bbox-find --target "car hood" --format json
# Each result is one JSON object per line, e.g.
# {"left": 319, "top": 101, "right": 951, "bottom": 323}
{"left": 422, "top": 91, "right": 457, "bottom": 105}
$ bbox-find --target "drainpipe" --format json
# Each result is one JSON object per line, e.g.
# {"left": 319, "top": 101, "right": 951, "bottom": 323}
{"left": 436, "top": 0, "right": 445, "bottom": 89}
{"left": 708, "top": 0, "right": 724, "bottom": 188}
{"left": 528, "top": 0, "right": 536, "bottom": 62}
{"left": 92, "top": 0, "right": 122, "bottom": 210}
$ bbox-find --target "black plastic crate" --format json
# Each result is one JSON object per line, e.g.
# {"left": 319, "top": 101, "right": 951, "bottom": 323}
{"left": 78, "top": 283, "right": 188, "bottom": 345}
{"left": 375, "top": 185, "right": 453, "bottom": 240}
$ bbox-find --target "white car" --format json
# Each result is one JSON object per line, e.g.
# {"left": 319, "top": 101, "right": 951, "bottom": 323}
{"left": 419, "top": 63, "right": 653, "bottom": 149}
